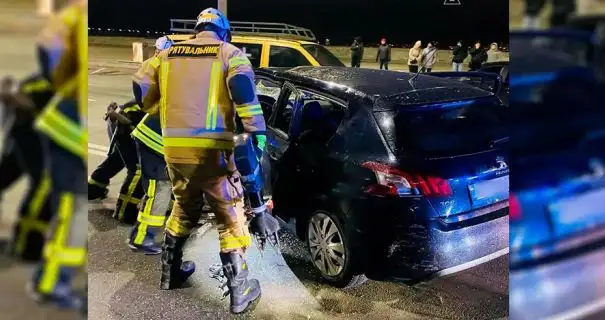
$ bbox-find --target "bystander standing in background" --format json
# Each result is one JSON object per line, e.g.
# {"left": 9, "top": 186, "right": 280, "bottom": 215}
{"left": 452, "top": 40, "right": 467, "bottom": 71}
{"left": 486, "top": 42, "right": 503, "bottom": 63}
{"left": 408, "top": 40, "right": 422, "bottom": 72}
{"left": 469, "top": 41, "right": 487, "bottom": 71}
{"left": 420, "top": 42, "right": 438, "bottom": 72}
{"left": 350, "top": 36, "right": 364, "bottom": 68}
{"left": 376, "top": 38, "right": 391, "bottom": 70}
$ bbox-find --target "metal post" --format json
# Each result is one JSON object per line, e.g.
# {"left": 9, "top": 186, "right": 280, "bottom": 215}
{"left": 37, "top": 0, "right": 54, "bottom": 16}
{"left": 218, "top": 0, "right": 227, "bottom": 17}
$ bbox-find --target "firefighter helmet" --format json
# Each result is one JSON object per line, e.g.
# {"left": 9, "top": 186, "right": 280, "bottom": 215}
{"left": 195, "top": 8, "right": 231, "bottom": 33}
{"left": 154, "top": 36, "right": 173, "bottom": 51}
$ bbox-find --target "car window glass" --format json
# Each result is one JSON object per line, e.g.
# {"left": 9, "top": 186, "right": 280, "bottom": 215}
{"left": 255, "top": 79, "right": 281, "bottom": 121}
{"left": 298, "top": 90, "right": 345, "bottom": 143}
{"left": 269, "top": 46, "right": 312, "bottom": 68}
{"left": 231, "top": 42, "right": 262, "bottom": 68}
{"left": 272, "top": 91, "right": 298, "bottom": 136}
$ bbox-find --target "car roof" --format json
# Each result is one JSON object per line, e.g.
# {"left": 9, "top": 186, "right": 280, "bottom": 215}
{"left": 257, "top": 66, "right": 494, "bottom": 103}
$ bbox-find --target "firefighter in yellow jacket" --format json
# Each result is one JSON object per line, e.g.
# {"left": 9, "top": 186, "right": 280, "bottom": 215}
{"left": 133, "top": 8, "right": 277, "bottom": 314}
{"left": 128, "top": 36, "right": 174, "bottom": 254}
{"left": 29, "top": 0, "right": 87, "bottom": 310}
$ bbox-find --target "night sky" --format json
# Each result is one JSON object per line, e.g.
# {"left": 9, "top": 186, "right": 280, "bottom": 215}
{"left": 89, "top": 0, "right": 508, "bottom": 46}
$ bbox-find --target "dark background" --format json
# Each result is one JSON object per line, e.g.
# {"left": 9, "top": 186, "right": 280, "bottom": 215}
{"left": 89, "top": 0, "right": 509, "bottom": 47}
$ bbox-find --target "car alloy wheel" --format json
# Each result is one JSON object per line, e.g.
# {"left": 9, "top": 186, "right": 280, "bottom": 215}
{"left": 308, "top": 212, "right": 346, "bottom": 277}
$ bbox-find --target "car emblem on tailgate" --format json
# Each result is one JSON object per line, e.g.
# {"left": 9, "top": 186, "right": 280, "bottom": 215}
{"left": 496, "top": 156, "right": 507, "bottom": 169}
{"left": 477, "top": 156, "right": 508, "bottom": 175}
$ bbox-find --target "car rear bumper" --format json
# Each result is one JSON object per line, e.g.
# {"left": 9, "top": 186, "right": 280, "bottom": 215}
{"left": 510, "top": 244, "right": 605, "bottom": 320}
{"left": 356, "top": 199, "right": 509, "bottom": 282}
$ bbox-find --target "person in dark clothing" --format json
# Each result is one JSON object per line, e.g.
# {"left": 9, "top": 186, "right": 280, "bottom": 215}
{"left": 451, "top": 41, "right": 468, "bottom": 71}
{"left": 469, "top": 41, "right": 487, "bottom": 71}
{"left": 376, "top": 38, "right": 391, "bottom": 70}
{"left": 0, "top": 74, "right": 54, "bottom": 262}
{"left": 350, "top": 37, "right": 364, "bottom": 68}
{"left": 524, "top": 0, "right": 575, "bottom": 29}
{"left": 88, "top": 100, "right": 146, "bottom": 224}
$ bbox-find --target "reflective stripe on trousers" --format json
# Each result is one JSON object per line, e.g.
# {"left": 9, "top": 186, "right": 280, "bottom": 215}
{"left": 133, "top": 179, "right": 172, "bottom": 245}
{"left": 15, "top": 170, "right": 52, "bottom": 256}
{"left": 38, "top": 192, "right": 87, "bottom": 293}
{"left": 115, "top": 166, "right": 142, "bottom": 221}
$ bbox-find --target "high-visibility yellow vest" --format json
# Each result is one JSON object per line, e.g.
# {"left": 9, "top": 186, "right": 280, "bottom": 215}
{"left": 131, "top": 113, "right": 164, "bottom": 156}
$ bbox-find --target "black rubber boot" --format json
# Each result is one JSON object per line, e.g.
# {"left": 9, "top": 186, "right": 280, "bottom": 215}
{"left": 220, "top": 252, "right": 261, "bottom": 314}
{"left": 87, "top": 183, "right": 108, "bottom": 201}
{"left": 159, "top": 232, "right": 196, "bottom": 290}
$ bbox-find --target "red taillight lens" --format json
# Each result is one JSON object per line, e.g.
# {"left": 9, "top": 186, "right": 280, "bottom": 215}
{"left": 509, "top": 193, "right": 522, "bottom": 220}
{"left": 361, "top": 161, "right": 452, "bottom": 197}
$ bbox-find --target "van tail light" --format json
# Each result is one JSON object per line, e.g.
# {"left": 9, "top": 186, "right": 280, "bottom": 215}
{"left": 509, "top": 193, "right": 522, "bottom": 221}
{"left": 361, "top": 161, "right": 452, "bottom": 197}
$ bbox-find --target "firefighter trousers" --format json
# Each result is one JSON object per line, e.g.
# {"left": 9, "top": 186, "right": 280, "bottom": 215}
{"left": 88, "top": 120, "right": 125, "bottom": 195}
{"left": 165, "top": 150, "right": 251, "bottom": 253}
{"left": 131, "top": 141, "right": 172, "bottom": 245}
{"left": 111, "top": 123, "right": 144, "bottom": 224}
{"left": 34, "top": 137, "right": 87, "bottom": 296}
{"left": 8, "top": 124, "right": 53, "bottom": 261}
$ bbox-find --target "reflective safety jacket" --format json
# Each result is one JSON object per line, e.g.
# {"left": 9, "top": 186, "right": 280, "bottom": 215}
{"left": 34, "top": 1, "right": 87, "bottom": 160}
{"left": 13, "top": 74, "right": 54, "bottom": 124}
{"left": 132, "top": 31, "right": 266, "bottom": 164}
{"left": 131, "top": 113, "right": 163, "bottom": 156}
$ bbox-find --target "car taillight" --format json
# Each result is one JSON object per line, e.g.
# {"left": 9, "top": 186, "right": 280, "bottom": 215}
{"left": 361, "top": 161, "right": 452, "bottom": 197}
{"left": 509, "top": 193, "right": 522, "bottom": 220}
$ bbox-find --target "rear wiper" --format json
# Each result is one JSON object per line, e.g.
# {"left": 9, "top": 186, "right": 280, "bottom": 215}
{"left": 489, "top": 137, "right": 509, "bottom": 148}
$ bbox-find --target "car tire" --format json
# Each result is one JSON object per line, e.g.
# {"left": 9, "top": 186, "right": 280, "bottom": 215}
{"left": 305, "top": 209, "right": 368, "bottom": 289}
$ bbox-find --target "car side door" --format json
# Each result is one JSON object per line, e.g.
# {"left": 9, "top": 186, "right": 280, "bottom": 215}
{"left": 230, "top": 41, "right": 263, "bottom": 68}
{"left": 263, "top": 82, "right": 304, "bottom": 212}
{"left": 267, "top": 44, "right": 315, "bottom": 67}
{"left": 266, "top": 82, "right": 302, "bottom": 165}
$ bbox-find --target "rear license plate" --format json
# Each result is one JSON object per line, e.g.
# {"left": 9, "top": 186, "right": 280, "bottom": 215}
{"left": 549, "top": 187, "right": 605, "bottom": 237}
{"left": 469, "top": 176, "right": 509, "bottom": 203}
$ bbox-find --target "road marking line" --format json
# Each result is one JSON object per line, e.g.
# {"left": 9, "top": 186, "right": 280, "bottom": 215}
{"left": 89, "top": 68, "right": 106, "bottom": 75}
{"left": 88, "top": 143, "right": 109, "bottom": 152}
{"left": 88, "top": 148, "right": 107, "bottom": 157}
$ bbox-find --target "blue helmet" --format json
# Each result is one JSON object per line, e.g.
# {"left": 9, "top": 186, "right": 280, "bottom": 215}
{"left": 195, "top": 8, "right": 231, "bottom": 34}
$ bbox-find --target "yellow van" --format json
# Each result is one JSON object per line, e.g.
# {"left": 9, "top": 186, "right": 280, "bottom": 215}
{"left": 167, "top": 20, "right": 344, "bottom": 68}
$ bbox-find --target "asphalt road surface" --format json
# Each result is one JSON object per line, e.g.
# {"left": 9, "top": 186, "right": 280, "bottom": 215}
{"left": 86, "top": 45, "right": 508, "bottom": 320}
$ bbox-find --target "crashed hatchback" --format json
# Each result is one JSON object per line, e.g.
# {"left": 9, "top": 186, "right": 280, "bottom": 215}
{"left": 255, "top": 67, "right": 509, "bottom": 288}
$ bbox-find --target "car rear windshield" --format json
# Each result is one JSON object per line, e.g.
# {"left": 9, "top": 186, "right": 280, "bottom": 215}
{"left": 301, "top": 44, "right": 345, "bottom": 67}
{"left": 374, "top": 97, "right": 507, "bottom": 157}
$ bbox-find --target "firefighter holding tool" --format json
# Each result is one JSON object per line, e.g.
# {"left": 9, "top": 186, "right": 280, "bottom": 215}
{"left": 132, "top": 8, "right": 280, "bottom": 314}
